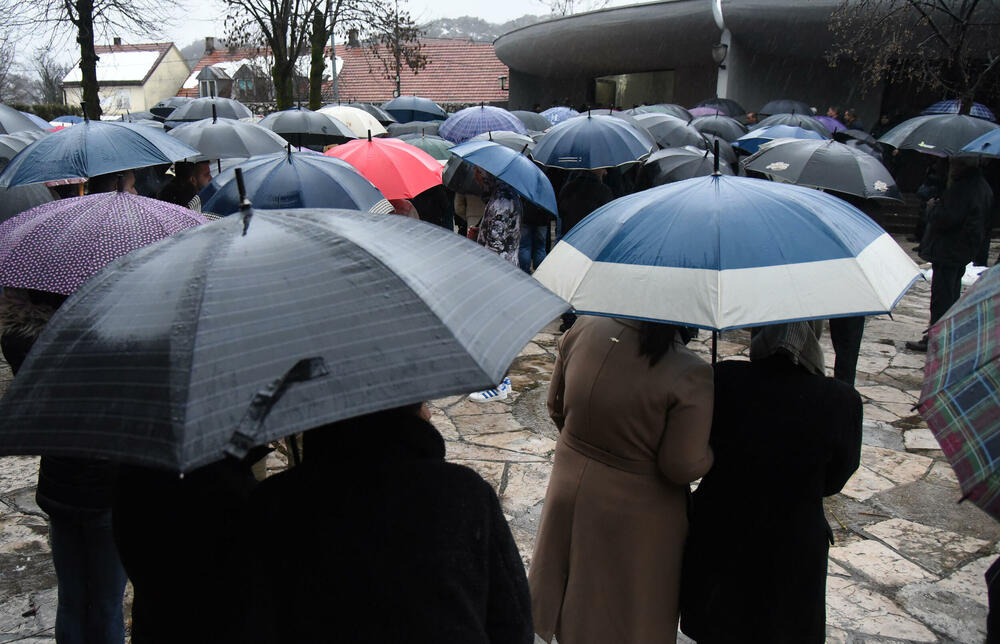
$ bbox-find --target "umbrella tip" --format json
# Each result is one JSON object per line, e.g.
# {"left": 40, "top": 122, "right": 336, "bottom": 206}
{"left": 81, "top": 102, "right": 89, "bottom": 122}
{"left": 712, "top": 139, "right": 721, "bottom": 175}
{"left": 235, "top": 167, "right": 253, "bottom": 235}
{"left": 212, "top": 103, "right": 218, "bottom": 124}
{"left": 367, "top": 129, "right": 372, "bottom": 142}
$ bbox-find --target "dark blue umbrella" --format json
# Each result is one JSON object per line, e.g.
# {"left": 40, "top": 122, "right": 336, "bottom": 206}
{"left": 382, "top": 96, "right": 447, "bottom": 123}
{"left": 199, "top": 151, "right": 390, "bottom": 215}
{"left": 449, "top": 140, "right": 557, "bottom": 215}
{"left": 923, "top": 100, "right": 996, "bottom": 122}
{"left": 438, "top": 105, "right": 528, "bottom": 144}
{"left": 53, "top": 115, "right": 84, "bottom": 124}
{"left": 0, "top": 119, "right": 199, "bottom": 188}
{"left": 533, "top": 113, "right": 656, "bottom": 169}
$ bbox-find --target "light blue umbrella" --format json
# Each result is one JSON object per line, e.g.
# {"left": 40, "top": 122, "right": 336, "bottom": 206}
{"left": 532, "top": 113, "right": 656, "bottom": 170}
{"left": 52, "top": 115, "right": 84, "bottom": 124}
{"left": 381, "top": 96, "right": 447, "bottom": 123}
{"left": 962, "top": 128, "right": 1000, "bottom": 157}
{"left": 449, "top": 140, "right": 557, "bottom": 215}
{"left": 19, "top": 112, "right": 51, "bottom": 129}
{"left": 733, "top": 124, "right": 825, "bottom": 154}
{"left": 439, "top": 105, "right": 528, "bottom": 144}
{"left": 541, "top": 106, "right": 579, "bottom": 125}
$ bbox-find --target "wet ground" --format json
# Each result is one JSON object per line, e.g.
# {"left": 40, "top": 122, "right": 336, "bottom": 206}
{"left": 1, "top": 235, "right": 998, "bottom": 643}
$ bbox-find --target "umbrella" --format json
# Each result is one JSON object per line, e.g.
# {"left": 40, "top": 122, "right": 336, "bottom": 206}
{"left": 0, "top": 119, "right": 199, "bottom": 188}
{"left": 20, "top": 112, "right": 51, "bottom": 129}
{"left": 590, "top": 108, "right": 648, "bottom": 132}
{"left": 833, "top": 129, "right": 878, "bottom": 147}
{"left": 759, "top": 99, "right": 813, "bottom": 116}
{"left": 387, "top": 121, "right": 441, "bottom": 137}
{"left": 633, "top": 113, "right": 707, "bottom": 149}
{"left": 168, "top": 114, "right": 288, "bottom": 161}
{"left": 690, "top": 115, "right": 747, "bottom": 142}
{"left": 533, "top": 113, "right": 656, "bottom": 170}
{"left": 878, "top": 114, "right": 1000, "bottom": 157}
{"left": 324, "top": 135, "right": 443, "bottom": 199}
{"left": 449, "top": 140, "right": 557, "bottom": 215}
{"left": 629, "top": 104, "right": 694, "bottom": 121}
{"left": 843, "top": 139, "right": 884, "bottom": 161}
{"left": 120, "top": 111, "right": 156, "bottom": 123}
{"left": 695, "top": 98, "right": 746, "bottom": 118}
{"left": 511, "top": 110, "right": 552, "bottom": 132}
{"left": 164, "top": 97, "right": 252, "bottom": 126}
{"left": 0, "top": 105, "right": 46, "bottom": 135}
{"left": 150, "top": 96, "right": 193, "bottom": 120}
{"left": 961, "top": 129, "right": 1000, "bottom": 157}
{"left": 52, "top": 115, "right": 84, "bottom": 124}
{"left": 438, "top": 105, "right": 528, "bottom": 144}
{"left": 131, "top": 119, "right": 166, "bottom": 130}
{"left": 753, "top": 113, "right": 831, "bottom": 138}
{"left": 742, "top": 138, "right": 901, "bottom": 201}
{"left": 813, "top": 115, "right": 847, "bottom": 134}
{"left": 733, "top": 125, "right": 825, "bottom": 155}
{"left": 470, "top": 130, "right": 535, "bottom": 153}
{"left": 0, "top": 191, "right": 208, "bottom": 294}
{"left": 700, "top": 133, "right": 738, "bottom": 167}
{"left": 258, "top": 107, "right": 356, "bottom": 147}
{"left": 688, "top": 106, "right": 726, "bottom": 118}
{"left": 636, "top": 146, "right": 733, "bottom": 189}
{"left": 532, "top": 174, "right": 920, "bottom": 332}
{"left": 923, "top": 100, "right": 996, "bottom": 122}
{"left": 317, "top": 105, "right": 388, "bottom": 137}
{"left": 0, "top": 184, "right": 54, "bottom": 224}
{"left": 0, "top": 131, "right": 47, "bottom": 165}
{"left": 397, "top": 133, "right": 452, "bottom": 161}
{"left": 918, "top": 264, "right": 1000, "bottom": 519}
{"left": 199, "top": 151, "right": 390, "bottom": 215}
{"left": 346, "top": 102, "right": 397, "bottom": 124}
{"left": 442, "top": 156, "right": 481, "bottom": 195}
{"left": 0, "top": 208, "right": 568, "bottom": 472}
{"left": 541, "top": 106, "right": 579, "bottom": 125}
{"left": 381, "top": 96, "right": 447, "bottom": 123}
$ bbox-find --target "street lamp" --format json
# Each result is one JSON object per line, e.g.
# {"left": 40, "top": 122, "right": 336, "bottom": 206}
{"left": 711, "top": 42, "right": 729, "bottom": 69}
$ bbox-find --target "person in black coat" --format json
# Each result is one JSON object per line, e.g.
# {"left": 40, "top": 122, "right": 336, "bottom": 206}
{"left": 680, "top": 321, "right": 862, "bottom": 644}
{"left": 238, "top": 403, "right": 534, "bottom": 643}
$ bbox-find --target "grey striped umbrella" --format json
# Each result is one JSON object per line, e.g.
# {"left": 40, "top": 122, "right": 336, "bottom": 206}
{"left": 0, "top": 209, "right": 567, "bottom": 472}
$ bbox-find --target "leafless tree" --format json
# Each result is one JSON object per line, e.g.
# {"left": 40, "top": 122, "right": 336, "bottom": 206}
{"left": 365, "top": 0, "right": 427, "bottom": 98}
{"left": 827, "top": 0, "right": 1000, "bottom": 112}
{"left": 33, "top": 49, "right": 72, "bottom": 104}
{"left": 538, "top": 0, "right": 609, "bottom": 16}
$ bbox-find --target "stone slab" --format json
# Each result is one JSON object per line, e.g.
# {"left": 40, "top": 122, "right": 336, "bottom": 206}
{"left": 891, "top": 352, "right": 927, "bottom": 369}
{"left": 501, "top": 463, "right": 550, "bottom": 516}
{"left": 466, "top": 430, "right": 557, "bottom": 458}
{"left": 445, "top": 441, "right": 548, "bottom": 463}
{"left": 449, "top": 460, "right": 505, "bottom": 491}
{"left": 860, "top": 445, "right": 932, "bottom": 486}
{"left": 862, "top": 420, "right": 904, "bottom": 451}
{"left": 828, "top": 559, "right": 851, "bottom": 578}
{"left": 856, "top": 385, "right": 918, "bottom": 405}
{"left": 934, "top": 554, "right": 994, "bottom": 607}
{"left": 871, "top": 481, "right": 1000, "bottom": 544}
{"left": 825, "top": 576, "right": 936, "bottom": 642}
{"left": 448, "top": 399, "right": 513, "bottom": 417}
{"left": 518, "top": 342, "right": 547, "bottom": 357}
{"left": 841, "top": 466, "right": 896, "bottom": 502}
{"left": 452, "top": 412, "right": 524, "bottom": 437}
{"left": 865, "top": 518, "right": 990, "bottom": 576}
{"left": 828, "top": 540, "right": 936, "bottom": 587}
{"left": 924, "top": 461, "right": 959, "bottom": 488}
{"left": 0, "top": 458, "right": 39, "bottom": 496}
{"left": 897, "top": 582, "right": 987, "bottom": 643}
{"left": 904, "top": 428, "right": 939, "bottom": 451}
{"left": 430, "top": 408, "right": 460, "bottom": 441}
{"left": 863, "top": 404, "right": 900, "bottom": 424}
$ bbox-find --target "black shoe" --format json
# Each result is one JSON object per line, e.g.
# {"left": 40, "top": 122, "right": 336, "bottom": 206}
{"left": 905, "top": 338, "right": 928, "bottom": 352}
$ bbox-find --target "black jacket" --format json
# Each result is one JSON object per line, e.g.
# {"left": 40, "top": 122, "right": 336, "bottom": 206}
{"left": 919, "top": 167, "right": 994, "bottom": 266}
{"left": 239, "top": 412, "right": 534, "bottom": 643}
{"left": 558, "top": 173, "right": 615, "bottom": 235}
{"left": 680, "top": 357, "right": 862, "bottom": 644}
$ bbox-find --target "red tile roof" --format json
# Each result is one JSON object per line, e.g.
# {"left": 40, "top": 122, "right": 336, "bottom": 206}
{"left": 177, "top": 47, "right": 271, "bottom": 98}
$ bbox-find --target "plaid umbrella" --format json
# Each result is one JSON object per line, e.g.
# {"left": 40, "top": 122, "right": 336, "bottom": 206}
{"left": 923, "top": 100, "right": 996, "bottom": 122}
{"left": 919, "top": 265, "right": 1000, "bottom": 520}
{"left": 438, "top": 106, "right": 528, "bottom": 144}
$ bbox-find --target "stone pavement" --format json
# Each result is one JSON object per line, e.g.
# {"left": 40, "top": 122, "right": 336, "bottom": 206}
{"left": 1, "top": 235, "right": 998, "bottom": 643}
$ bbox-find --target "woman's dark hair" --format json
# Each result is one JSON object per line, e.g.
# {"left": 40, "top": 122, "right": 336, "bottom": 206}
{"left": 638, "top": 321, "right": 680, "bottom": 367}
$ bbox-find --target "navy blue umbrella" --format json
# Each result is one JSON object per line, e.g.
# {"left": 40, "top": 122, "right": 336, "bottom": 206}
{"left": 449, "top": 140, "right": 557, "bottom": 215}
{"left": 0, "top": 119, "right": 199, "bottom": 188}
{"left": 382, "top": 96, "right": 447, "bottom": 123}
{"left": 532, "top": 113, "right": 656, "bottom": 170}
{"left": 199, "top": 151, "right": 390, "bottom": 215}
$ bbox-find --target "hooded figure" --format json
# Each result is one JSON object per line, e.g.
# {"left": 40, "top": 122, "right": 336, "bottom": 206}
{"left": 680, "top": 321, "right": 862, "bottom": 644}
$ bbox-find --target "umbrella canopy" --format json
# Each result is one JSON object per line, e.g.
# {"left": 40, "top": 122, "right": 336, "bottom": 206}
{"left": 199, "top": 151, "right": 390, "bottom": 215}
{"left": 150, "top": 96, "right": 193, "bottom": 119}
{"left": 258, "top": 107, "right": 356, "bottom": 147}
{"left": 733, "top": 125, "right": 825, "bottom": 155}
{"left": 753, "top": 113, "right": 831, "bottom": 138}
{"left": 636, "top": 146, "right": 732, "bottom": 189}
{"left": 511, "top": 110, "right": 552, "bottom": 132}
{"left": 843, "top": 139, "right": 883, "bottom": 161}
{"left": 834, "top": 128, "right": 879, "bottom": 147}
{"left": 742, "top": 138, "right": 901, "bottom": 201}
{"left": 759, "top": 99, "right": 812, "bottom": 116}
{"left": 120, "top": 111, "right": 156, "bottom": 123}
{"left": 923, "top": 100, "right": 996, "bottom": 122}
{"left": 470, "top": 130, "right": 535, "bottom": 153}
{"left": 688, "top": 106, "right": 726, "bottom": 118}
{"left": 878, "top": 114, "right": 1000, "bottom": 157}
{"left": 0, "top": 184, "right": 54, "bottom": 224}
{"left": 442, "top": 156, "right": 481, "bottom": 195}
{"left": 381, "top": 96, "right": 447, "bottom": 123}
{"left": 0, "top": 209, "right": 567, "bottom": 472}
{"left": 0, "top": 120, "right": 199, "bottom": 188}
{"left": 0, "top": 131, "right": 47, "bottom": 165}
{"left": 168, "top": 116, "right": 288, "bottom": 161}
{"left": 324, "top": 136, "right": 443, "bottom": 199}
{"left": 346, "top": 102, "right": 397, "bottom": 124}
{"left": 438, "top": 105, "right": 528, "bottom": 144}
{"left": 690, "top": 114, "right": 747, "bottom": 142}
{"left": 813, "top": 115, "right": 847, "bottom": 134}
{"left": 533, "top": 113, "right": 656, "bottom": 170}
{"left": 0, "top": 105, "right": 46, "bottom": 135}
{"left": 52, "top": 115, "right": 84, "bottom": 124}
{"left": 387, "top": 120, "right": 441, "bottom": 137}
{"left": 317, "top": 105, "right": 388, "bottom": 137}
{"left": 633, "top": 113, "right": 707, "bottom": 149}
{"left": 700, "top": 133, "right": 738, "bottom": 167}
{"left": 541, "top": 106, "right": 579, "bottom": 125}
{"left": 962, "top": 129, "right": 1000, "bottom": 157}
{"left": 20, "top": 112, "right": 51, "bottom": 129}
{"left": 164, "top": 97, "right": 252, "bottom": 126}
{"left": 397, "top": 133, "right": 452, "bottom": 161}
{"left": 449, "top": 140, "right": 557, "bottom": 215}
{"left": 533, "top": 174, "right": 920, "bottom": 331}
{"left": 0, "top": 192, "right": 207, "bottom": 294}
{"left": 695, "top": 98, "right": 746, "bottom": 118}
{"left": 629, "top": 104, "right": 694, "bottom": 121}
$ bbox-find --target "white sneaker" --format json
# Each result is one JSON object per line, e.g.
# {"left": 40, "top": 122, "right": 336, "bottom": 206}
{"left": 468, "top": 377, "right": 512, "bottom": 403}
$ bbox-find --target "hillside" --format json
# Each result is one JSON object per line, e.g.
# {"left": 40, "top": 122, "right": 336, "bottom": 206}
{"left": 419, "top": 14, "right": 546, "bottom": 42}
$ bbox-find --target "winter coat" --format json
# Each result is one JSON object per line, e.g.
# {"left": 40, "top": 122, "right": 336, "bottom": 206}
{"left": 530, "top": 316, "right": 714, "bottom": 644}
{"left": 239, "top": 412, "right": 533, "bottom": 644}
{"left": 455, "top": 192, "right": 487, "bottom": 227}
{"left": 477, "top": 182, "right": 523, "bottom": 266}
{"left": 557, "top": 173, "right": 615, "bottom": 235}
{"left": 919, "top": 166, "right": 994, "bottom": 266}
{"left": 680, "top": 357, "right": 862, "bottom": 644}
{"left": 410, "top": 184, "right": 454, "bottom": 229}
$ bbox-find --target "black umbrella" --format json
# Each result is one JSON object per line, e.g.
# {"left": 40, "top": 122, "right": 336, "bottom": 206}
{"left": 753, "top": 113, "right": 831, "bottom": 138}
{"left": 877, "top": 114, "right": 1000, "bottom": 157}
{"left": 759, "top": 99, "right": 812, "bottom": 116}
{"left": 164, "top": 97, "right": 253, "bottom": 127}
{"left": 442, "top": 156, "right": 481, "bottom": 194}
{"left": 696, "top": 98, "right": 746, "bottom": 118}
{"left": 833, "top": 128, "right": 878, "bottom": 147}
{"left": 150, "top": 96, "right": 193, "bottom": 120}
{"left": 120, "top": 111, "right": 156, "bottom": 122}
{"left": 258, "top": 107, "right": 356, "bottom": 147}
{"left": 0, "top": 207, "right": 567, "bottom": 472}
{"left": 346, "top": 103, "right": 397, "bottom": 125}
{"left": 743, "top": 138, "right": 901, "bottom": 201}
{"left": 690, "top": 115, "right": 747, "bottom": 143}
{"left": 633, "top": 113, "right": 707, "bottom": 149}
{"left": 0, "top": 104, "right": 46, "bottom": 135}
{"left": 636, "top": 146, "right": 733, "bottom": 189}
{"left": 511, "top": 110, "right": 552, "bottom": 132}
{"left": 843, "top": 139, "right": 883, "bottom": 161}
{"left": 700, "top": 133, "right": 738, "bottom": 167}
{"left": 0, "top": 184, "right": 54, "bottom": 224}
{"left": 387, "top": 120, "right": 441, "bottom": 137}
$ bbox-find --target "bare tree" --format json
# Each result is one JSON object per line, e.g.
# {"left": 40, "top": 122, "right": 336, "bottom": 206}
{"left": 827, "top": 0, "right": 1000, "bottom": 112}
{"left": 365, "top": 0, "right": 427, "bottom": 98}
{"left": 33, "top": 49, "right": 72, "bottom": 104}
{"left": 308, "top": 7, "right": 327, "bottom": 108}
{"left": 538, "top": 0, "right": 609, "bottom": 16}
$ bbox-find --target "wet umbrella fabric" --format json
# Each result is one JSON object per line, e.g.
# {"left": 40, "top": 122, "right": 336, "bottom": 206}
{"left": 511, "top": 110, "right": 552, "bottom": 132}
{"left": 199, "top": 151, "right": 390, "bottom": 215}
{"left": 0, "top": 192, "right": 208, "bottom": 294}
{"left": 0, "top": 120, "right": 199, "bottom": 188}
{"left": 532, "top": 174, "right": 919, "bottom": 331}
{"left": 387, "top": 121, "right": 441, "bottom": 137}
{"left": 442, "top": 157, "right": 481, "bottom": 195}
{"left": 449, "top": 140, "right": 557, "bottom": 215}
{"left": 743, "top": 138, "right": 901, "bottom": 201}
{"left": 962, "top": 129, "right": 1000, "bottom": 157}
{"left": 317, "top": 105, "right": 388, "bottom": 137}
{"left": 733, "top": 125, "right": 825, "bottom": 155}
{"left": 688, "top": 107, "right": 726, "bottom": 118}
{"left": 0, "top": 209, "right": 568, "bottom": 472}
{"left": 381, "top": 96, "right": 447, "bottom": 123}
{"left": 813, "top": 115, "right": 847, "bottom": 134}
{"left": 324, "top": 136, "right": 443, "bottom": 199}
{"left": 397, "top": 134, "right": 452, "bottom": 161}
{"left": 629, "top": 104, "right": 693, "bottom": 121}
{"left": 701, "top": 133, "right": 738, "bottom": 167}
{"left": 258, "top": 108, "right": 356, "bottom": 147}
{"left": 533, "top": 114, "right": 656, "bottom": 170}
{"left": 20, "top": 112, "right": 51, "bottom": 129}
{"left": 696, "top": 98, "right": 746, "bottom": 118}
{"left": 470, "top": 130, "right": 535, "bottom": 153}
{"left": 164, "top": 97, "right": 252, "bottom": 126}
{"left": 0, "top": 184, "right": 53, "bottom": 224}
{"left": 878, "top": 114, "right": 1000, "bottom": 157}
{"left": 759, "top": 99, "right": 812, "bottom": 116}
{"left": 150, "top": 96, "right": 192, "bottom": 119}
{"left": 632, "top": 113, "right": 706, "bottom": 148}
{"left": 0, "top": 131, "right": 47, "bottom": 164}
{"left": 923, "top": 100, "right": 996, "bottom": 122}
{"left": 168, "top": 117, "right": 288, "bottom": 161}
{"left": 637, "top": 146, "right": 732, "bottom": 188}
{"left": 0, "top": 105, "right": 47, "bottom": 135}
{"left": 834, "top": 129, "right": 879, "bottom": 147}
{"left": 120, "top": 111, "right": 156, "bottom": 123}
{"left": 52, "top": 115, "right": 84, "bottom": 124}
{"left": 541, "top": 106, "right": 579, "bottom": 125}
{"left": 690, "top": 115, "right": 747, "bottom": 142}
{"left": 753, "top": 114, "right": 831, "bottom": 138}
{"left": 346, "top": 103, "right": 397, "bottom": 124}
{"left": 438, "top": 106, "right": 528, "bottom": 144}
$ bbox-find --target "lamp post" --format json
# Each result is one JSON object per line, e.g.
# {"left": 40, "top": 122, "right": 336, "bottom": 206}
{"left": 711, "top": 42, "right": 729, "bottom": 69}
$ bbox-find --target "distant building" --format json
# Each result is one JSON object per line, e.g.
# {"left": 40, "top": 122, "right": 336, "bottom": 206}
{"left": 62, "top": 41, "right": 189, "bottom": 116}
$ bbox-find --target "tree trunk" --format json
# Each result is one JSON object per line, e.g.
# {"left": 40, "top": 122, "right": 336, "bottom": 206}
{"left": 273, "top": 65, "right": 295, "bottom": 110}
{"left": 75, "top": 0, "right": 101, "bottom": 119}
{"left": 309, "top": 8, "right": 327, "bottom": 110}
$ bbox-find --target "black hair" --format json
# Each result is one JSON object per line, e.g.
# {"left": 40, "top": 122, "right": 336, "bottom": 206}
{"left": 638, "top": 321, "right": 680, "bottom": 367}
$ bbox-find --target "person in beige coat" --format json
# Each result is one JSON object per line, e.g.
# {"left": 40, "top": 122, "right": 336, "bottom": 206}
{"left": 529, "top": 315, "right": 714, "bottom": 644}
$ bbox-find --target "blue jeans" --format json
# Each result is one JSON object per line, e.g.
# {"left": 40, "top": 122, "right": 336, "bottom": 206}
{"left": 49, "top": 509, "right": 127, "bottom": 644}
{"left": 519, "top": 225, "right": 548, "bottom": 273}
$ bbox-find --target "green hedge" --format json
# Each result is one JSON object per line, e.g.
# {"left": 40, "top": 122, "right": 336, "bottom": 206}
{"left": 8, "top": 103, "right": 83, "bottom": 122}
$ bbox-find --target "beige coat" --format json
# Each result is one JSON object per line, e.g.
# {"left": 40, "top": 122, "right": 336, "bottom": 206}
{"left": 454, "top": 192, "right": 486, "bottom": 227}
{"left": 529, "top": 316, "right": 714, "bottom": 644}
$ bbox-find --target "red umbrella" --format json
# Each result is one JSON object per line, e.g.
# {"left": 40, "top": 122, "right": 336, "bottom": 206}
{"left": 324, "top": 135, "right": 443, "bottom": 199}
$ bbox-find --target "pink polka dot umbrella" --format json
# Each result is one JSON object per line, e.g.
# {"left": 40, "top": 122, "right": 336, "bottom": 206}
{"left": 0, "top": 192, "right": 209, "bottom": 295}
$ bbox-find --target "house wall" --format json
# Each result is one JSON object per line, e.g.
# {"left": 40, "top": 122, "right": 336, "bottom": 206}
{"left": 141, "top": 47, "right": 190, "bottom": 110}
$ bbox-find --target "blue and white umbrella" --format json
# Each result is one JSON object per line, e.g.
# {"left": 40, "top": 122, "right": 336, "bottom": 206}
{"left": 733, "top": 124, "right": 825, "bottom": 154}
{"left": 532, "top": 175, "right": 920, "bottom": 331}
{"left": 438, "top": 105, "right": 527, "bottom": 144}
{"left": 541, "top": 106, "right": 579, "bottom": 125}
{"left": 449, "top": 140, "right": 557, "bottom": 215}
{"left": 532, "top": 113, "right": 656, "bottom": 170}
{"left": 962, "top": 128, "right": 1000, "bottom": 157}
{"left": 923, "top": 100, "right": 996, "bottom": 122}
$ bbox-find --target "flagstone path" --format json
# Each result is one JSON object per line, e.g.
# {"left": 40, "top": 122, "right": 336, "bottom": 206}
{"left": 0, "top": 236, "right": 998, "bottom": 643}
